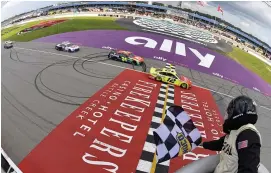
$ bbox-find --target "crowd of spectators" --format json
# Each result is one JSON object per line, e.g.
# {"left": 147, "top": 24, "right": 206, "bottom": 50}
{"left": 9, "top": 6, "right": 168, "bottom": 24}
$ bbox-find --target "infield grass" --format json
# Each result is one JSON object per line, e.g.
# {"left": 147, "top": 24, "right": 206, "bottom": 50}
{"left": 1, "top": 17, "right": 127, "bottom": 42}
{"left": 1, "top": 21, "right": 41, "bottom": 40}
{"left": 226, "top": 47, "right": 271, "bottom": 85}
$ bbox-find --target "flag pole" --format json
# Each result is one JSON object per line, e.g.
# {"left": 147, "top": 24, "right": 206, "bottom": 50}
{"left": 196, "top": 1, "right": 205, "bottom": 40}
{"left": 213, "top": 16, "right": 216, "bottom": 29}
{"left": 197, "top": 3, "right": 203, "bottom": 39}
{"left": 193, "top": 11, "right": 195, "bottom": 23}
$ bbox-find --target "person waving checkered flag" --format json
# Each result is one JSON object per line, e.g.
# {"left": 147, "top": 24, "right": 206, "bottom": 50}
{"left": 153, "top": 105, "right": 202, "bottom": 163}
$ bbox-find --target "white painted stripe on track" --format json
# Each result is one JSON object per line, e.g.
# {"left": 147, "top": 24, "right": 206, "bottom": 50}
{"left": 260, "top": 106, "right": 271, "bottom": 111}
{"left": 14, "top": 46, "right": 271, "bottom": 111}
{"left": 15, "top": 47, "right": 78, "bottom": 59}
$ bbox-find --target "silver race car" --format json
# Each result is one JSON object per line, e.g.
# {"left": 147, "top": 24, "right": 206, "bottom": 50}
{"left": 4, "top": 41, "right": 13, "bottom": 49}
{"left": 55, "top": 41, "right": 80, "bottom": 52}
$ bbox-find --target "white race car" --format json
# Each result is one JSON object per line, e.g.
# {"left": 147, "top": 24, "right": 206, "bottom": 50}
{"left": 55, "top": 41, "right": 80, "bottom": 52}
{"left": 4, "top": 41, "right": 13, "bottom": 49}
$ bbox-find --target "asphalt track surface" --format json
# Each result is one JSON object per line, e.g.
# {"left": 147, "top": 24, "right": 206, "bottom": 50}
{"left": 2, "top": 42, "right": 271, "bottom": 171}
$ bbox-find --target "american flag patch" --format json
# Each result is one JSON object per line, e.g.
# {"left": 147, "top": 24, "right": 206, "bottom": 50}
{"left": 238, "top": 140, "right": 248, "bottom": 149}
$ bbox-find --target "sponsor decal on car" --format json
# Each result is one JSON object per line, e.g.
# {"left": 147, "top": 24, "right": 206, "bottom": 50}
{"left": 133, "top": 56, "right": 143, "bottom": 61}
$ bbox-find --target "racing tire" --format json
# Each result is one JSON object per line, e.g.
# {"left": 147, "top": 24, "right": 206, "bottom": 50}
{"left": 141, "top": 62, "right": 147, "bottom": 72}
{"left": 132, "top": 60, "right": 138, "bottom": 66}
{"left": 181, "top": 83, "right": 188, "bottom": 89}
{"left": 68, "top": 49, "right": 71, "bottom": 53}
{"left": 155, "top": 76, "right": 162, "bottom": 81}
{"left": 109, "top": 55, "right": 117, "bottom": 60}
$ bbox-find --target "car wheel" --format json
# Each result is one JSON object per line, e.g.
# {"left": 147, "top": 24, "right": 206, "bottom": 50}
{"left": 155, "top": 76, "right": 162, "bottom": 81}
{"left": 68, "top": 49, "right": 71, "bottom": 52}
{"left": 132, "top": 60, "right": 137, "bottom": 66}
{"left": 181, "top": 83, "right": 188, "bottom": 89}
{"left": 141, "top": 62, "right": 147, "bottom": 72}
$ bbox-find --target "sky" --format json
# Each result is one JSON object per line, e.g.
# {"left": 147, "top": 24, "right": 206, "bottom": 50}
{"left": 161, "top": 1, "right": 271, "bottom": 46}
{"left": 1, "top": 1, "right": 59, "bottom": 21}
{"left": 1, "top": 1, "right": 271, "bottom": 46}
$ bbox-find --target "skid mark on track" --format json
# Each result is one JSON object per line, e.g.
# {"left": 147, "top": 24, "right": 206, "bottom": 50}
{"left": 2, "top": 85, "right": 55, "bottom": 134}
{"left": 11, "top": 46, "right": 271, "bottom": 111}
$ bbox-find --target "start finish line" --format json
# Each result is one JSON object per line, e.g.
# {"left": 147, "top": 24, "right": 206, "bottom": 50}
{"left": 19, "top": 69, "right": 224, "bottom": 173}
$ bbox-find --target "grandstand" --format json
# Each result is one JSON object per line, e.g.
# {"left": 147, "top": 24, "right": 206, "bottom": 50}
{"left": 190, "top": 14, "right": 271, "bottom": 55}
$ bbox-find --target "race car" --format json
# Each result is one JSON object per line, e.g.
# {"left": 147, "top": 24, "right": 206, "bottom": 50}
{"left": 55, "top": 41, "right": 80, "bottom": 52}
{"left": 108, "top": 50, "right": 144, "bottom": 66}
{"left": 149, "top": 63, "right": 192, "bottom": 89}
{"left": 4, "top": 41, "right": 13, "bottom": 49}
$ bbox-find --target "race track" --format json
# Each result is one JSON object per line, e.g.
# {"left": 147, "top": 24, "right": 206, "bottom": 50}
{"left": 34, "top": 30, "right": 271, "bottom": 95}
{"left": 2, "top": 42, "right": 271, "bottom": 171}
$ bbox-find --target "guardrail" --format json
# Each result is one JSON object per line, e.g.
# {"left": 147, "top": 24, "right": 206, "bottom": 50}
{"left": 1, "top": 148, "right": 22, "bottom": 173}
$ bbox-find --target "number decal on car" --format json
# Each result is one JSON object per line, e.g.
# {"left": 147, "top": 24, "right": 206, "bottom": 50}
{"left": 167, "top": 78, "right": 176, "bottom": 83}
{"left": 122, "top": 57, "right": 128, "bottom": 62}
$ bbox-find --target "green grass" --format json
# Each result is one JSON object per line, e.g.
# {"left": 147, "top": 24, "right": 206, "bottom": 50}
{"left": 1, "top": 17, "right": 127, "bottom": 42}
{"left": 226, "top": 47, "right": 271, "bottom": 85}
{"left": 1, "top": 21, "right": 41, "bottom": 40}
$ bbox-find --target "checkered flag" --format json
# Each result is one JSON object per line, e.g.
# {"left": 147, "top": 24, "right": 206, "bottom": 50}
{"left": 153, "top": 105, "right": 202, "bottom": 163}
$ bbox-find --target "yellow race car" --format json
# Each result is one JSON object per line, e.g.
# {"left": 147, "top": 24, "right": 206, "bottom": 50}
{"left": 149, "top": 63, "right": 192, "bottom": 89}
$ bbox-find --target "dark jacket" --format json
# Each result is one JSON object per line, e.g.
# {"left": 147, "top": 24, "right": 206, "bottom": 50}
{"left": 203, "top": 96, "right": 260, "bottom": 173}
